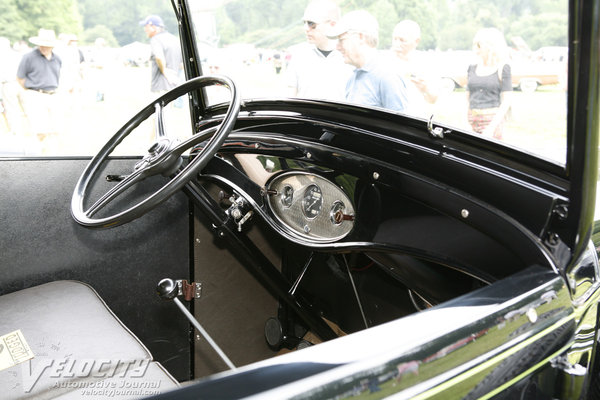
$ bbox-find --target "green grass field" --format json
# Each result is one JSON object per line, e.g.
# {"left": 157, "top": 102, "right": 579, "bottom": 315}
{"left": 432, "top": 86, "right": 567, "bottom": 163}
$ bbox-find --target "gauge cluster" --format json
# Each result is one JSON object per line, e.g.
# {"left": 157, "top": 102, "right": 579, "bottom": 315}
{"left": 266, "top": 172, "right": 355, "bottom": 242}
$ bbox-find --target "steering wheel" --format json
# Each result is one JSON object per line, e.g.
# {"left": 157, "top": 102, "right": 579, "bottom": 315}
{"left": 71, "top": 75, "right": 240, "bottom": 228}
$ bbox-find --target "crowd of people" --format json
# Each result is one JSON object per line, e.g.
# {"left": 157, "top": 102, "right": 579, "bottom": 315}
{"left": 285, "top": 0, "right": 512, "bottom": 138}
{"left": 1, "top": 29, "right": 91, "bottom": 151}
{"left": 0, "top": 15, "right": 183, "bottom": 154}
{"left": 1, "top": 2, "right": 515, "bottom": 155}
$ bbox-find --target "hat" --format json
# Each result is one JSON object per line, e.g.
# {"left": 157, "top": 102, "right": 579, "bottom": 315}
{"left": 303, "top": 1, "right": 331, "bottom": 24}
{"left": 59, "top": 33, "right": 78, "bottom": 43}
{"left": 29, "top": 29, "right": 58, "bottom": 47}
{"left": 327, "top": 10, "right": 379, "bottom": 39}
{"left": 139, "top": 15, "right": 165, "bottom": 27}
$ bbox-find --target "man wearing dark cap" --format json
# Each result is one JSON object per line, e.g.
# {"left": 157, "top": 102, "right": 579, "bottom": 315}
{"left": 140, "top": 15, "right": 183, "bottom": 93}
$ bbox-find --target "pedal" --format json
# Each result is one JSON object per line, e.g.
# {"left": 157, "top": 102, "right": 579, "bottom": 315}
{"left": 264, "top": 317, "right": 283, "bottom": 349}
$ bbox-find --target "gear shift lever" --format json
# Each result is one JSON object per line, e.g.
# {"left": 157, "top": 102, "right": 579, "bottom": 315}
{"left": 157, "top": 278, "right": 236, "bottom": 370}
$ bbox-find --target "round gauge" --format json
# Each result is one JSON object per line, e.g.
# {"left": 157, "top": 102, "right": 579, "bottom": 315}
{"left": 280, "top": 185, "right": 293, "bottom": 208}
{"left": 301, "top": 184, "right": 323, "bottom": 219}
{"left": 330, "top": 201, "right": 346, "bottom": 225}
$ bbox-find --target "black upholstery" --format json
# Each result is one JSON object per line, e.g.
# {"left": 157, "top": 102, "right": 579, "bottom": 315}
{"left": 0, "top": 281, "right": 178, "bottom": 399}
{"left": 0, "top": 159, "right": 191, "bottom": 381}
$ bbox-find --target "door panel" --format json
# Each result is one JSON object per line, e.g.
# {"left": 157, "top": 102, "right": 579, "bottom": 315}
{"left": 0, "top": 158, "right": 191, "bottom": 380}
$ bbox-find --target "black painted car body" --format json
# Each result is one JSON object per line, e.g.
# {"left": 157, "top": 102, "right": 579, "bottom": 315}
{"left": 0, "top": 0, "right": 599, "bottom": 399}
{"left": 158, "top": 0, "right": 600, "bottom": 397}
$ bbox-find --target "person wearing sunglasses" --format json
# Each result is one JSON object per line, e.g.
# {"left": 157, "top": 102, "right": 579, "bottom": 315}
{"left": 286, "top": 0, "right": 352, "bottom": 100}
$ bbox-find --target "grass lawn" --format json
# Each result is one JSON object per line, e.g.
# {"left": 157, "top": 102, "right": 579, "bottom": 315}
{"left": 433, "top": 86, "right": 567, "bottom": 163}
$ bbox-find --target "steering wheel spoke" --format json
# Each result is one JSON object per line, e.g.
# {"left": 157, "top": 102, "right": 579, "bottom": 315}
{"left": 85, "top": 169, "right": 146, "bottom": 217}
{"left": 154, "top": 102, "right": 167, "bottom": 138}
{"left": 71, "top": 75, "right": 241, "bottom": 228}
{"left": 171, "top": 128, "right": 217, "bottom": 158}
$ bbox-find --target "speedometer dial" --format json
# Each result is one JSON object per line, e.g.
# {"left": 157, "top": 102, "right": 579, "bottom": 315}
{"left": 301, "top": 184, "right": 322, "bottom": 219}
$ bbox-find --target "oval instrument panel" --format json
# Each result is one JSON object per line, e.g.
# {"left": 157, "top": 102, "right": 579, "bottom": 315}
{"left": 266, "top": 172, "right": 355, "bottom": 242}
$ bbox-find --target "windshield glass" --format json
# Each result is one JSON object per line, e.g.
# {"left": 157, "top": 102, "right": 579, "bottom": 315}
{"left": 0, "top": 1, "right": 191, "bottom": 158}
{"left": 188, "top": 0, "right": 568, "bottom": 164}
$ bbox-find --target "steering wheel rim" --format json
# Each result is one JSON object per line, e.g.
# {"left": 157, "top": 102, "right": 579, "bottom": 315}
{"left": 71, "top": 75, "right": 240, "bottom": 228}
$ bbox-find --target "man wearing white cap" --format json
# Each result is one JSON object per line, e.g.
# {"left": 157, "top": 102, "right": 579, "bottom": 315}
{"left": 16, "top": 28, "right": 62, "bottom": 142}
{"left": 286, "top": 0, "right": 351, "bottom": 100}
{"left": 328, "top": 10, "right": 408, "bottom": 112}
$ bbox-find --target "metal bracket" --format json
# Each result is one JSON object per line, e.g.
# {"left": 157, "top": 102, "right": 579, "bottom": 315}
{"left": 176, "top": 279, "right": 202, "bottom": 301}
{"left": 552, "top": 203, "right": 569, "bottom": 221}
{"left": 428, "top": 115, "right": 450, "bottom": 139}
{"left": 226, "top": 193, "right": 253, "bottom": 232}
{"left": 156, "top": 278, "right": 235, "bottom": 370}
{"left": 551, "top": 355, "right": 587, "bottom": 376}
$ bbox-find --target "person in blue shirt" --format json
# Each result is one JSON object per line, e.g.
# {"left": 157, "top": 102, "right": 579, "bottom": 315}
{"left": 327, "top": 10, "right": 408, "bottom": 112}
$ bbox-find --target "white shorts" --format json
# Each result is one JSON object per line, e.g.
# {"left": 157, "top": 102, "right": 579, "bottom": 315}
{"left": 22, "top": 89, "right": 60, "bottom": 135}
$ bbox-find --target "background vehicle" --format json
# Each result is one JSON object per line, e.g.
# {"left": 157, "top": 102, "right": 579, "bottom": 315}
{"left": 441, "top": 54, "right": 566, "bottom": 93}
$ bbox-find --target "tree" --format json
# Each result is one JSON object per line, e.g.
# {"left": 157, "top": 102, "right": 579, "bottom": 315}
{"left": 218, "top": 0, "right": 306, "bottom": 48}
{"left": 78, "top": 0, "right": 178, "bottom": 45}
{"left": 509, "top": 13, "right": 568, "bottom": 49}
{"left": 367, "top": 0, "right": 397, "bottom": 49}
{"left": 16, "top": 0, "right": 82, "bottom": 39}
{"left": 0, "top": 0, "right": 571, "bottom": 51}
{"left": 386, "top": 0, "right": 445, "bottom": 50}
{"left": 0, "top": 0, "right": 81, "bottom": 43}
{"left": 81, "top": 24, "right": 118, "bottom": 47}
{"left": 437, "top": 24, "right": 477, "bottom": 51}
{"left": 0, "top": 0, "right": 27, "bottom": 42}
